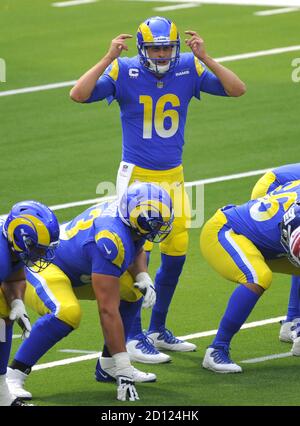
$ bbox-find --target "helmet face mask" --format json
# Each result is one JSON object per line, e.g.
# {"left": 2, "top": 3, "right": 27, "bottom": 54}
{"left": 136, "top": 207, "right": 174, "bottom": 243}
{"left": 19, "top": 237, "right": 59, "bottom": 272}
{"left": 3, "top": 200, "right": 60, "bottom": 272}
{"left": 280, "top": 202, "right": 300, "bottom": 267}
{"left": 137, "top": 16, "right": 180, "bottom": 75}
{"left": 118, "top": 182, "right": 174, "bottom": 243}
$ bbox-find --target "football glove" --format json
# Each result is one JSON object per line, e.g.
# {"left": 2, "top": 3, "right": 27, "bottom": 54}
{"left": 113, "top": 352, "right": 140, "bottom": 402}
{"left": 116, "top": 375, "right": 140, "bottom": 402}
{"left": 9, "top": 299, "right": 31, "bottom": 339}
{"left": 134, "top": 272, "right": 156, "bottom": 309}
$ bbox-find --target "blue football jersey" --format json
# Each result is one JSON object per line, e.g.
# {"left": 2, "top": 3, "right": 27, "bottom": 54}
{"left": 223, "top": 181, "right": 300, "bottom": 259}
{"left": 0, "top": 222, "right": 23, "bottom": 281}
{"left": 268, "top": 163, "right": 300, "bottom": 193}
{"left": 53, "top": 201, "right": 144, "bottom": 286}
{"left": 86, "top": 53, "right": 227, "bottom": 170}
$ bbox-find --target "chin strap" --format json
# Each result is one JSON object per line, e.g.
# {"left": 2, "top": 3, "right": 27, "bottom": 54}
{"left": 147, "top": 59, "right": 170, "bottom": 75}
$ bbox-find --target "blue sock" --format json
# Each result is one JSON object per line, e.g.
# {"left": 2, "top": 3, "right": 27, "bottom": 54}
{"left": 125, "top": 250, "right": 151, "bottom": 339}
{"left": 127, "top": 309, "right": 143, "bottom": 340}
{"left": 119, "top": 299, "right": 143, "bottom": 341}
{"left": 14, "top": 314, "right": 73, "bottom": 366}
{"left": 149, "top": 254, "right": 185, "bottom": 332}
{"left": 286, "top": 276, "right": 300, "bottom": 321}
{"left": 212, "top": 285, "right": 261, "bottom": 348}
{"left": 0, "top": 322, "right": 13, "bottom": 375}
{"left": 145, "top": 251, "right": 151, "bottom": 266}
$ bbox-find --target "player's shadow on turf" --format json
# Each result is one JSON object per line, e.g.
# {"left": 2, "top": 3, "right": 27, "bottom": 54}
{"left": 35, "top": 384, "right": 188, "bottom": 406}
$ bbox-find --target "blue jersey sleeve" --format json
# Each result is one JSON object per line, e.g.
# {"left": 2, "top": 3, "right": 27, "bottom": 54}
{"left": 94, "top": 227, "right": 126, "bottom": 271}
{"left": 84, "top": 76, "right": 115, "bottom": 103}
{"left": 84, "top": 242, "right": 122, "bottom": 277}
{"left": 273, "top": 164, "right": 300, "bottom": 185}
{"left": 200, "top": 71, "right": 228, "bottom": 96}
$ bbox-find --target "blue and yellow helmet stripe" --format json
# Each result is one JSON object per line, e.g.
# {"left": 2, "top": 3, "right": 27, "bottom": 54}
{"left": 22, "top": 214, "right": 51, "bottom": 246}
{"left": 138, "top": 20, "right": 179, "bottom": 44}
{"left": 7, "top": 214, "right": 51, "bottom": 252}
{"left": 7, "top": 217, "right": 35, "bottom": 252}
{"left": 138, "top": 22, "right": 155, "bottom": 43}
{"left": 129, "top": 200, "right": 172, "bottom": 234}
{"left": 169, "top": 22, "right": 179, "bottom": 42}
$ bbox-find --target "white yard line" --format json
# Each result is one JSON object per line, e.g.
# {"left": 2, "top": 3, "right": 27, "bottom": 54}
{"left": 32, "top": 315, "right": 285, "bottom": 371}
{"left": 50, "top": 195, "right": 116, "bottom": 212}
{"left": 52, "top": 0, "right": 98, "bottom": 7}
{"left": 178, "top": 315, "right": 285, "bottom": 340}
{"left": 254, "top": 7, "right": 300, "bottom": 15}
{"left": 129, "top": 0, "right": 300, "bottom": 7}
{"left": 0, "top": 81, "right": 76, "bottom": 97}
{"left": 184, "top": 167, "right": 271, "bottom": 189}
{"left": 1, "top": 44, "right": 300, "bottom": 98}
{"left": 154, "top": 2, "right": 200, "bottom": 11}
{"left": 241, "top": 352, "right": 292, "bottom": 363}
{"left": 32, "top": 353, "right": 100, "bottom": 371}
{"left": 214, "top": 45, "right": 300, "bottom": 63}
{"left": 0, "top": 167, "right": 271, "bottom": 219}
{"left": 49, "top": 167, "right": 272, "bottom": 211}
{"left": 12, "top": 334, "right": 21, "bottom": 339}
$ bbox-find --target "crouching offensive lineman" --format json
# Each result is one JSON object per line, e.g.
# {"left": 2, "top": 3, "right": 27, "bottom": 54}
{"left": 0, "top": 200, "right": 59, "bottom": 405}
{"left": 200, "top": 179, "right": 300, "bottom": 373}
{"left": 7, "top": 183, "right": 174, "bottom": 402}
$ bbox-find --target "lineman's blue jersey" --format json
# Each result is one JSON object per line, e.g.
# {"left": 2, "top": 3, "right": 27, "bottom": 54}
{"left": 267, "top": 163, "right": 300, "bottom": 193}
{"left": 0, "top": 223, "right": 23, "bottom": 281}
{"left": 86, "top": 53, "right": 227, "bottom": 170}
{"left": 223, "top": 181, "right": 300, "bottom": 260}
{"left": 53, "top": 202, "right": 145, "bottom": 286}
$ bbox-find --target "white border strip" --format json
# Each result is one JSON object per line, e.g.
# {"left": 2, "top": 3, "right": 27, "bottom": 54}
{"left": 225, "top": 229, "right": 259, "bottom": 283}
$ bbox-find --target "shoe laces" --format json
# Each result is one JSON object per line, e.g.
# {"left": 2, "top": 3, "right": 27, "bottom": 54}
{"left": 135, "top": 333, "right": 160, "bottom": 355}
{"left": 292, "top": 320, "right": 300, "bottom": 337}
{"left": 211, "top": 346, "right": 234, "bottom": 364}
{"left": 158, "top": 327, "right": 182, "bottom": 344}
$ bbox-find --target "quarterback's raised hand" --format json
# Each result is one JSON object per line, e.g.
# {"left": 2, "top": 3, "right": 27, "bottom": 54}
{"left": 134, "top": 272, "right": 156, "bottom": 309}
{"left": 9, "top": 299, "right": 31, "bottom": 339}
{"left": 107, "top": 34, "right": 133, "bottom": 61}
{"left": 185, "top": 31, "right": 207, "bottom": 61}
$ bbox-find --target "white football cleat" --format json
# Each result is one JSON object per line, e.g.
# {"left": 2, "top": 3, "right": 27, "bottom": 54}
{"left": 291, "top": 319, "right": 300, "bottom": 355}
{"left": 126, "top": 333, "right": 171, "bottom": 364}
{"left": 6, "top": 367, "right": 32, "bottom": 400}
{"left": 0, "top": 374, "right": 15, "bottom": 406}
{"left": 95, "top": 356, "right": 157, "bottom": 383}
{"left": 279, "top": 319, "right": 299, "bottom": 343}
{"left": 147, "top": 327, "right": 196, "bottom": 352}
{"left": 292, "top": 337, "right": 300, "bottom": 356}
{"left": 202, "top": 347, "right": 242, "bottom": 374}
